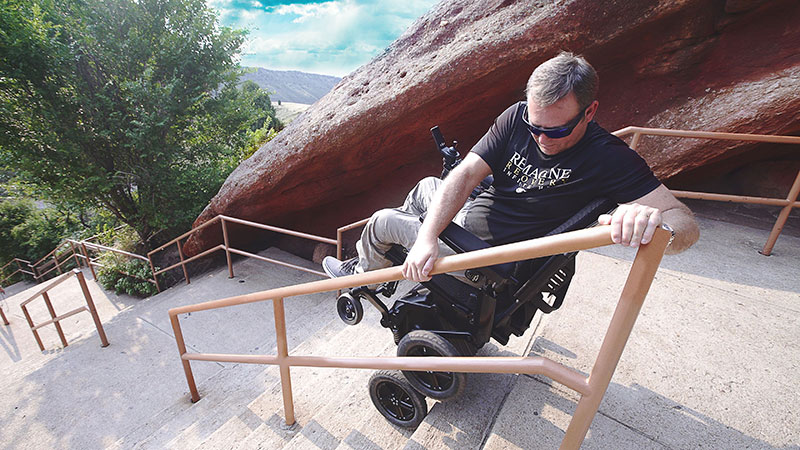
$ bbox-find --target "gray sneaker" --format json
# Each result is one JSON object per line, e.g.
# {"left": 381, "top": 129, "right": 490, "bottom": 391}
{"left": 322, "top": 256, "right": 358, "bottom": 278}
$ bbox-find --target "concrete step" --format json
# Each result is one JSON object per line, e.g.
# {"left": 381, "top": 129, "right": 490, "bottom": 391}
{"left": 212, "top": 283, "right": 420, "bottom": 450}
{"left": 279, "top": 312, "right": 398, "bottom": 449}
{"left": 213, "top": 305, "right": 399, "bottom": 449}
{"left": 109, "top": 248, "right": 340, "bottom": 449}
{"left": 332, "top": 385, "right": 418, "bottom": 450}
{"left": 402, "top": 313, "right": 543, "bottom": 450}
{"left": 222, "top": 312, "right": 384, "bottom": 450}
{"left": 121, "top": 308, "right": 343, "bottom": 449}
{"left": 173, "top": 316, "right": 350, "bottom": 450}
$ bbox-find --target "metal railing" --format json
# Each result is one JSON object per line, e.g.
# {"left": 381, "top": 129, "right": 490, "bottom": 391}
{"left": 168, "top": 225, "right": 671, "bottom": 449}
{"left": 77, "top": 240, "right": 159, "bottom": 291}
{"left": 31, "top": 240, "right": 85, "bottom": 279}
{"left": 613, "top": 127, "right": 800, "bottom": 255}
{"left": 0, "top": 258, "right": 35, "bottom": 292}
{"left": 336, "top": 218, "right": 369, "bottom": 261}
{"left": 148, "top": 215, "right": 336, "bottom": 287}
{"left": 19, "top": 269, "right": 109, "bottom": 351}
{"left": 2, "top": 215, "right": 336, "bottom": 296}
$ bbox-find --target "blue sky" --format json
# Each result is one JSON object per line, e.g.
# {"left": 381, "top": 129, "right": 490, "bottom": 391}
{"left": 207, "top": 0, "right": 439, "bottom": 77}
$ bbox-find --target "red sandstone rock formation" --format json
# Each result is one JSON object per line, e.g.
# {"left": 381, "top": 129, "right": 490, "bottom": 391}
{"left": 185, "top": 0, "right": 800, "bottom": 256}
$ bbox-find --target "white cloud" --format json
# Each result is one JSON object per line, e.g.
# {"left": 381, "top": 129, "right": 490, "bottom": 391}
{"left": 271, "top": 2, "right": 345, "bottom": 23}
{"left": 213, "top": 0, "right": 438, "bottom": 76}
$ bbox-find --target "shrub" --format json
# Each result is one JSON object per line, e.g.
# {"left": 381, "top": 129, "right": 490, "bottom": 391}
{"left": 94, "top": 227, "right": 158, "bottom": 297}
{"left": 96, "top": 257, "right": 158, "bottom": 298}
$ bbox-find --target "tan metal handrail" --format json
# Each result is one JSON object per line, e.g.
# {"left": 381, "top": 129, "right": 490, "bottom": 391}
{"left": 335, "top": 218, "right": 370, "bottom": 261}
{"left": 169, "top": 225, "right": 671, "bottom": 449}
{"left": 613, "top": 126, "right": 800, "bottom": 255}
{"left": 19, "top": 269, "right": 109, "bottom": 351}
{"left": 30, "top": 241, "right": 83, "bottom": 281}
{"left": 148, "top": 215, "right": 337, "bottom": 287}
{"left": 78, "top": 240, "right": 158, "bottom": 290}
{"left": 4, "top": 215, "right": 338, "bottom": 298}
{"left": 0, "top": 258, "right": 35, "bottom": 292}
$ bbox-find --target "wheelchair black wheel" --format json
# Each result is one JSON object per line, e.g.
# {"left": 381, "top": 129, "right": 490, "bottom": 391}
{"left": 397, "top": 330, "right": 466, "bottom": 401}
{"left": 368, "top": 370, "right": 428, "bottom": 429}
{"left": 336, "top": 292, "right": 363, "bottom": 325}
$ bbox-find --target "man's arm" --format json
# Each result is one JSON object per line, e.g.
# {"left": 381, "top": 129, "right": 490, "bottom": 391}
{"left": 598, "top": 184, "right": 699, "bottom": 254}
{"left": 402, "top": 152, "right": 493, "bottom": 281}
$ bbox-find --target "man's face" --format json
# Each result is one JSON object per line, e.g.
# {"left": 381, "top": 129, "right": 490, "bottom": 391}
{"left": 526, "top": 93, "right": 598, "bottom": 156}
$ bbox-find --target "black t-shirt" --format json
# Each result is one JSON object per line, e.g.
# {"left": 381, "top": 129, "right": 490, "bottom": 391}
{"left": 464, "top": 101, "right": 661, "bottom": 245}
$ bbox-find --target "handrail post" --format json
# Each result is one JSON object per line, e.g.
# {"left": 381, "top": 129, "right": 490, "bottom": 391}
{"left": 170, "top": 313, "right": 200, "bottom": 402}
{"left": 147, "top": 254, "right": 161, "bottom": 293}
{"left": 0, "top": 305, "right": 9, "bottom": 325}
{"left": 176, "top": 239, "right": 190, "bottom": 284}
{"left": 761, "top": 167, "right": 800, "bottom": 256}
{"left": 21, "top": 304, "right": 45, "bottom": 351}
{"left": 53, "top": 254, "right": 62, "bottom": 275}
{"left": 336, "top": 228, "right": 343, "bottom": 297}
{"left": 336, "top": 228, "right": 343, "bottom": 261}
{"left": 220, "top": 217, "right": 234, "bottom": 279}
{"left": 629, "top": 131, "right": 642, "bottom": 150}
{"left": 75, "top": 269, "right": 109, "bottom": 347}
{"left": 273, "top": 297, "right": 296, "bottom": 426}
{"left": 560, "top": 228, "right": 670, "bottom": 449}
{"left": 42, "top": 291, "right": 69, "bottom": 348}
{"left": 81, "top": 242, "right": 97, "bottom": 280}
{"left": 69, "top": 241, "right": 81, "bottom": 268}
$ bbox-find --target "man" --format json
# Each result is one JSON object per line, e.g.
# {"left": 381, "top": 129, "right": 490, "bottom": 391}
{"left": 323, "top": 52, "right": 699, "bottom": 282}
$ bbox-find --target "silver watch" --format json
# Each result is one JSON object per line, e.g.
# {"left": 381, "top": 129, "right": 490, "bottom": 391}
{"left": 661, "top": 223, "right": 675, "bottom": 247}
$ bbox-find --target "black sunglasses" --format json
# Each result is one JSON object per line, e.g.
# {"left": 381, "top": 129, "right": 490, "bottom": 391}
{"left": 522, "top": 105, "right": 588, "bottom": 139}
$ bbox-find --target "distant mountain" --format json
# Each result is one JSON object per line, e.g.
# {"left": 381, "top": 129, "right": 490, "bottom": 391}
{"left": 241, "top": 68, "right": 341, "bottom": 104}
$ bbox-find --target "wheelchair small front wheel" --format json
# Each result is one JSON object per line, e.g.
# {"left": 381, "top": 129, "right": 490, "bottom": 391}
{"left": 336, "top": 292, "right": 363, "bottom": 325}
{"left": 397, "top": 330, "right": 466, "bottom": 401}
{"left": 368, "top": 370, "right": 428, "bottom": 429}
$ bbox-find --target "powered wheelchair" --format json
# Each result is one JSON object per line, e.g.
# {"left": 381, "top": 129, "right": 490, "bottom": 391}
{"left": 335, "top": 127, "right": 616, "bottom": 428}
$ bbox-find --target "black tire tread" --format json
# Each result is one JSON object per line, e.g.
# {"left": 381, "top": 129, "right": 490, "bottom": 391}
{"left": 368, "top": 370, "right": 428, "bottom": 429}
{"left": 397, "top": 330, "right": 467, "bottom": 401}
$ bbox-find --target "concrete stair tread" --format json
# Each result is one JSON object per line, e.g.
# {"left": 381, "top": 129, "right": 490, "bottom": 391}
{"left": 401, "top": 314, "right": 542, "bottom": 450}
{"left": 113, "top": 284, "right": 343, "bottom": 449}
{"left": 222, "top": 288, "right": 410, "bottom": 449}
{"left": 170, "top": 316, "right": 349, "bottom": 450}
{"left": 171, "top": 301, "right": 394, "bottom": 449}
{"left": 278, "top": 321, "right": 397, "bottom": 449}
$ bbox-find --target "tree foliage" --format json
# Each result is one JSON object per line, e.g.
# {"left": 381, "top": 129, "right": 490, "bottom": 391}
{"left": 0, "top": 0, "right": 279, "bottom": 250}
{"left": 0, "top": 198, "right": 79, "bottom": 269}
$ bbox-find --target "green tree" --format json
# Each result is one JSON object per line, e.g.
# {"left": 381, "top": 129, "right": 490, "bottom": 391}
{"left": 0, "top": 198, "right": 78, "bottom": 269}
{"left": 0, "top": 0, "right": 276, "bottom": 249}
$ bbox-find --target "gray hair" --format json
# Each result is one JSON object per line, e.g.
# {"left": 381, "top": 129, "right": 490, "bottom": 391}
{"left": 526, "top": 51, "right": 598, "bottom": 110}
